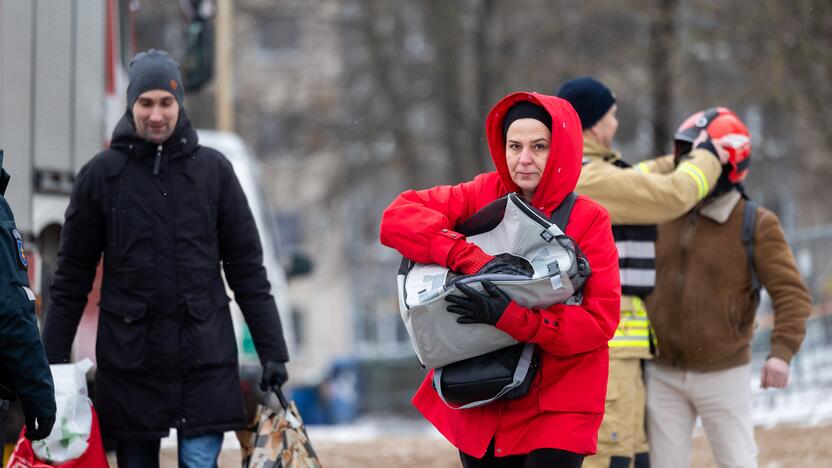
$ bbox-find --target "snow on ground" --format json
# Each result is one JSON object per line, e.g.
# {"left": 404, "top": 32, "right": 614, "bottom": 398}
{"left": 160, "top": 415, "right": 442, "bottom": 450}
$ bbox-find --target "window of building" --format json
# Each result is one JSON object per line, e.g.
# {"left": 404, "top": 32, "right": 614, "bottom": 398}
{"left": 291, "top": 307, "right": 305, "bottom": 354}
{"left": 355, "top": 287, "right": 413, "bottom": 358}
{"left": 255, "top": 15, "right": 301, "bottom": 54}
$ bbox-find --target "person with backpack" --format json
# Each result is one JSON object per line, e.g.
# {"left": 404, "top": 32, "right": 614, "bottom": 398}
{"left": 644, "top": 108, "right": 812, "bottom": 468}
{"left": 557, "top": 77, "right": 730, "bottom": 468}
{"left": 380, "top": 92, "right": 621, "bottom": 467}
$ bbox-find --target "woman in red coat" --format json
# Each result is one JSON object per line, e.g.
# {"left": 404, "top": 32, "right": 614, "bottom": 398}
{"left": 380, "top": 92, "right": 620, "bottom": 467}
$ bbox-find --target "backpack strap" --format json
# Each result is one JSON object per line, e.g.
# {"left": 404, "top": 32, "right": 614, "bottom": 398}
{"left": 551, "top": 192, "right": 578, "bottom": 231}
{"left": 741, "top": 200, "right": 761, "bottom": 296}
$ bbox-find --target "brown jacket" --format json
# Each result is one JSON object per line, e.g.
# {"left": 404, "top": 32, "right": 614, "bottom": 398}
{"left": 646, "top": 191, "right": 811, "bottom": 371}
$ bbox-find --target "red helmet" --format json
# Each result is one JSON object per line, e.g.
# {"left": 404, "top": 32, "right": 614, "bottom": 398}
{"left": 674, "top": 107, "right": 752, "bottom": 184}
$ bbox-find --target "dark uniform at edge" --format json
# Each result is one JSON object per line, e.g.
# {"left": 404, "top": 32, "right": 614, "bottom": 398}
{"left": 0, "top": 150, "right": 57, "bottom": 444}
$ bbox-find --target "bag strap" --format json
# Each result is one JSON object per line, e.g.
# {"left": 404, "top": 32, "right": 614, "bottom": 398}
{"left": 263, "top": 385, "right": 290, "bottom": 410}
{"left": 551, "top": 192, "right": 577, "bottom": 231}
{"left": 433, "top": 343, "right": 535, "bottom": 410}
{"left": 741, "top": 200, "right": 761, "bottom": 296}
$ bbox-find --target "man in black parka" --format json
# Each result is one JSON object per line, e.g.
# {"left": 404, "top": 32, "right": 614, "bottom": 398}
{"left": 0, "top": 151, "right": 56, "bottom": 444}
{"left": 42, "top": 50, "right": 289, "bottom": 468}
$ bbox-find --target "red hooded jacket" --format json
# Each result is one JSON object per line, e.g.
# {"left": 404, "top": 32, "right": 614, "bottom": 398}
{"left": 380, "top": 92, "right": 620, "bottom": 457}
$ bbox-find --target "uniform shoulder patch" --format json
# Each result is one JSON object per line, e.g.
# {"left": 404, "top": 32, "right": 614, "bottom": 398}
{"left": 11, "top": 227, "right": 27, "bottom": 270}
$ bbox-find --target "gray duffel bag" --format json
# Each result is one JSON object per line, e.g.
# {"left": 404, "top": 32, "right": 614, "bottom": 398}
{"left": 397, "top": 192, "right": 589, "bottom": 369}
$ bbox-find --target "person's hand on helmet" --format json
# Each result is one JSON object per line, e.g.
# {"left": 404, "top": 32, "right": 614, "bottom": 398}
{"left": 446, "top": 280, "right": 511, "bottom": 326}
{"left": 24, "top": 414, "right": 55, "bottom": 441}
{"left": 477, "top": 253, "right": 534, "bottom": 277}
{"left": 260, "top": 361, "right": 289, "bottom": 392}
{"left": 692, "top": 129, "right": 730, "bottom": 164}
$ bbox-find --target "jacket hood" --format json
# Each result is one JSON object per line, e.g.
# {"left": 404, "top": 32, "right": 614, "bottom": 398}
{"left": 110, "top": 108, "right": 199, "bottom": 158}
{"left": 486, "top": 92, "right": 583, "bottom": 213}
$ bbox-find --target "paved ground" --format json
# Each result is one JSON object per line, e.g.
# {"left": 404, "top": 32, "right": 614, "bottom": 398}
{"left": 153, "top": 423, "right": 832, "bottom": 467}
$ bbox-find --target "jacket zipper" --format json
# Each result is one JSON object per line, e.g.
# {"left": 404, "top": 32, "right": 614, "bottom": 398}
{"left": 153, "top": 144, "right": 163, "bottom": 176}
{"left": 510, "top": 193, "right": 554, "bottom": 230}
{"left": 160, "top": 161, "right": 185, "bottom": 426}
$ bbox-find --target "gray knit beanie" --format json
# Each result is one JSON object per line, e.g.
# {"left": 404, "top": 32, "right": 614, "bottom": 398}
{"left": 127, "top": 49, "right": 184, "bottom": 109}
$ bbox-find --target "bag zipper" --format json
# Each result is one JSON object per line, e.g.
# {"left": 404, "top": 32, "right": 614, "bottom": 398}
{"left": 508, "top": 193, "right": 553, "bottom": 230}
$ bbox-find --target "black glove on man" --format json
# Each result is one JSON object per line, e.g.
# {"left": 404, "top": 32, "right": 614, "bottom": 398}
{"left": 695, "top": 138, "right": 720, "bottom": 160}
{"left": 260, "top": 361, "right": 289, "bottom": 392}
{"left": 25, "top": 414, "right": 56, "bottom": 441}
{"left": 446, "top": 280, "right": 511, "bottom": 325}
{"left": 478, "top": 253, "right": 534, "bottom": 277}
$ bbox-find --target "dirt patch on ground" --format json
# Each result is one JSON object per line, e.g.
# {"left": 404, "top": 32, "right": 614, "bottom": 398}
{"left": 692, "top": 424, "right": 832, "bottom": 468}
{"left": 153, "top": 423, "right": 832, "bottom": 467}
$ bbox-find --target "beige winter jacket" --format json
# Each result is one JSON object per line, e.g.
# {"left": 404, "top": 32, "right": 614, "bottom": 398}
{"left": 576, "top": 141, "right": 722, "bottom": 225}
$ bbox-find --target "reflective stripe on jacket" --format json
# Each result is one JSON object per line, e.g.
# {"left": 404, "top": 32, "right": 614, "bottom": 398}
{"left": 608, "top": 295, "right": 654, "bottom": 359}
{"left": 613, "top": 225, "right": 657, "bottom": 297}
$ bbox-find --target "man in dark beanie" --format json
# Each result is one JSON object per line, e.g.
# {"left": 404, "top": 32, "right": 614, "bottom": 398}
{"left": 43, "top": 49, "right": 290, "bottom": 468}
{"left": 127, "top": 49, "right": 185, "bottom": 110}
{"left": 555, "top": 77, "right": 616, "bottom": 137}
{"left": 557, "top": 76, "right": 730, "bottom": 468}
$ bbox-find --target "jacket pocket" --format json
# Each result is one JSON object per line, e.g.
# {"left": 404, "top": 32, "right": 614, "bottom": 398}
{"left": 184, "top": 290, "right": 237, "bottom": 368}
{"left": 537, "top": 350, "right": 607, "bottom": 413}
{"left": 96, "top": 297, "right": 149, "bottom": 371}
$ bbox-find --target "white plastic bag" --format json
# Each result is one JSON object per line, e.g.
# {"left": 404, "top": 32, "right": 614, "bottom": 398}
{"left": 32, "top": 359, "right": 94, "bottom": 463}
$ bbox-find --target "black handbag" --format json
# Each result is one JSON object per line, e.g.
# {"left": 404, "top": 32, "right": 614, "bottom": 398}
{"left": 433, "top": 342, "right": 538, "bottom": 408}
{"left": 432, "top": 192, "right": 581, "bottom": 409}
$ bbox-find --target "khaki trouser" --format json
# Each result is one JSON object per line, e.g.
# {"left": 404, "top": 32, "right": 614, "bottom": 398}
{"left": 584, "top": 357, "right": 649, "bottom": 468}
{"left": 645, "top": 362, "right": 757, "bottom": 468}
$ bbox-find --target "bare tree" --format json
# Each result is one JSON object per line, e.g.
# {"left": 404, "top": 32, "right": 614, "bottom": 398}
{"left": 649, "top": 0, "right": 677, "bottom": 156}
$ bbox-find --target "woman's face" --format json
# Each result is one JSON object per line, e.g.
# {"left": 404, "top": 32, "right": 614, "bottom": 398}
{"left": 505, "top": 118, "right": 551, "bottom": 201}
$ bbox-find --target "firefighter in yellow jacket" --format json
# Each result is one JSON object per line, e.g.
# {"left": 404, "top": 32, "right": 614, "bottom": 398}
{"left": 556, "top": 77, "right": 729, "bottom": 468}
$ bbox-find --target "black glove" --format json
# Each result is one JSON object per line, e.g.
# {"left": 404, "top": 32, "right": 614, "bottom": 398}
{"left": 260, "top": 361, "right": 289, "bottom": 392}
{"left": 696, "top": 138, "right": 721, "bottom": 161}
{"left": 25, "top": 414, "right": 55, "bottom": 441}
{"left": 477, "top": 253, "right": 534, "bottom": 277}
{"left": 446, "top": 280, "right": 511, "bottom": 326}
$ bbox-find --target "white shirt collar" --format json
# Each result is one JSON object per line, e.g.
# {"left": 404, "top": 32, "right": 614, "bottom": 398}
{"left": 700, "top": 189, "right": 742, "bottom": 224}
